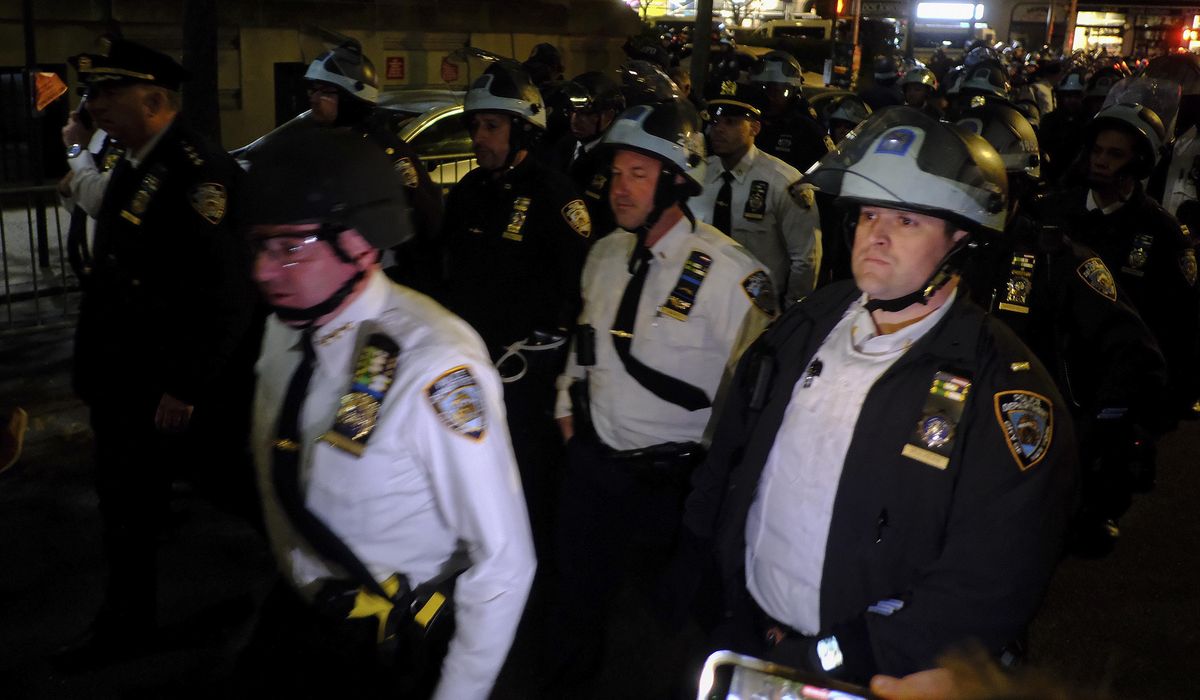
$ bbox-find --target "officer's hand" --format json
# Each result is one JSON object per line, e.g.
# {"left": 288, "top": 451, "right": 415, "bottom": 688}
{"left": 62, "top": 111, "right": 93, "bottom": 148}
{"left": 557, "top": 415, "right": 574, "bottom": 443}
{"left": 57, "top": 171, "right": 74, "bottom": 199}
{"left": 869, "top": 668, "right": 956, "bottom": 699}
{"left": 155, "top": 393, "right": 194, "bottom": 434}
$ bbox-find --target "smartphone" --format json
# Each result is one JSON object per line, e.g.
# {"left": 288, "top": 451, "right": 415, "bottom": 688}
{"left": 697, "top": 650, "right": 876, "bottom": 700}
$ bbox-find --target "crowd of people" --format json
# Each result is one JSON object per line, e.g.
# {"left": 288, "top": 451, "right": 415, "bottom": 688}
{"left": 39, "top": 27, "right": 1200, "bottom": 699}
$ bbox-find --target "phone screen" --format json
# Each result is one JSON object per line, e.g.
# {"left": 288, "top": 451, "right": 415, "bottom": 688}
{"left": 698, "top": 650, "right": 874, "bottom": 700}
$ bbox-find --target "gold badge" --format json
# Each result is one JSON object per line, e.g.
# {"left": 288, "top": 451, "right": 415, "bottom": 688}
{"left": 189, "top": 182, "right": 227, "bottom": 225}
{"left": 503, "top": 196, "right": 530, "bottom": 241}
{"left": 395, "top": 156, "right": 419, "bottom": 188}
{"left": 1182, "top": 249, "right": 1198, "bottom": 287}
{"left": 320, "top": 332, "right": 399, "bottom": 456}
{"left": 561, "top": 199, "right": 591, "bottom": 238}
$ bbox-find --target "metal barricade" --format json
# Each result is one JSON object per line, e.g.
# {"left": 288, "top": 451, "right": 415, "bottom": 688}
{"left": 0, "top": 184, "right": 77, "bottom": 335}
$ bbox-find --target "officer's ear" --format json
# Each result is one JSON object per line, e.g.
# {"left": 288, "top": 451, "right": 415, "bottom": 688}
{"left": 338, "top": 228, "right": 380, "bottom": 268}
{"left": 749, "top": 119, "right": 762, "bottom": 138}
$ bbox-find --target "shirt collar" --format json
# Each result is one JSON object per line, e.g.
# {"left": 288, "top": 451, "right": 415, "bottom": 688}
{"left": 647, "top": 215, "right": 697, "bottom": 261}
{"left": 1085, "top": 188, "right": 1127, "bottom": 215}
{"left": 708, "top": 144, "right": 759, "bottom": 184}
{"left": 848, "top": 288, "right": 958, "bottom": 355}
{"left": 126, "top": 117, "right": 176, "bottom": 169}
{"left": 288, "top": 269, "right": 390, "bottom": 375}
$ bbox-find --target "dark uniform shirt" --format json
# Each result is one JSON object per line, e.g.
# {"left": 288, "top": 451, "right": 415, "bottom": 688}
{"left": 1049, "top": 184, "right": 1200, "bottom": 416}
{"left": 438, "top": 155, "right": 592, "bottom": 351}
{"left": 756, "top": 99, "right": 834, "bottom": 174}
{"left": 684, "top": 281, "right": 1078, "bottom": 682}
{"left": 74, "top": 119, "right": 254, "bottom": 406}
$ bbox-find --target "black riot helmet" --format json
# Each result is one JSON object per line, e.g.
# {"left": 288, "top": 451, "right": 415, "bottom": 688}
{"left": 872, "top": 54, "right": 900, "bottom": 82}
{"left": 617, "top": 59, "right": 683, "bottom": 107}
{"left": 955, "top": 100, "right": 1041, "bottom": 182}
{"left": 242, "top": 123, "right": 414, "bottom": 325}
{"left": 568, "top": 71, "right": 626, "bottom": 115}
{"left": 806, "top": 107, "right": 1008, "bottom": 312}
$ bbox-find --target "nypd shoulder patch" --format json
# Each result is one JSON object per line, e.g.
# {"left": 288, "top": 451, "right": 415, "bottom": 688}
{"left": 1076, "top": 257, "right": 1117, "bottom": 302}
{"left": 189, "top": 182, "right": 227, "bottom": 225}
{"left": 425, "top": 366, "right": 487, "bottom": 441}
{"left": 741, "top": 270, "right": 777, "bottom": 316}
{"left": 994, "top": 390, "right": 1054, "bottom": 471}
{"left": 562, "top": 199, "right": 592, "bottom": 238}
{"left": 788, "top": 181, "right": 815, "bottom": 209}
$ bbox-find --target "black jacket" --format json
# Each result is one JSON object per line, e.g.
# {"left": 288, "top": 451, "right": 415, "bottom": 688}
{"left": 685, "top": 281, "right": 1078, "bottom": 681}
{"left": 438, "top": 155, "right": 592, "bottom": 350}
{"left": 74, "top": 120, "right": 254, "bottom": 407}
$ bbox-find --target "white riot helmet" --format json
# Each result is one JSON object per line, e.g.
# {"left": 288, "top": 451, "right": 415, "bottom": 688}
{"left": 305, "top": 39, "right": 379, "bottom": 104}
{"left": 956, "top": 101, "right": 1041, "bottom": 181}
{"left": 750, "top": 50, "right": 805, "bottom": 88}
{"left": 464, "top": 60, "right": 547, "bottom": 129}
{"left": 603, "top": 100, "right": 706, "bottom": 195}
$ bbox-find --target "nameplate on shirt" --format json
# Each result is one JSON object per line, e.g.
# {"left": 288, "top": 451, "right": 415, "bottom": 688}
{"left": 659, "top": 250, "right": 713, "bottom": 322}
{"left": 902, "top": 370, "right": 972, "bottom": 470}
{"left": 320, "top": 329, "right": 401, "bottom": 457}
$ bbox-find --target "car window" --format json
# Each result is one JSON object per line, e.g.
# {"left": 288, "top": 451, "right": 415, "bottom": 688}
{"left": 407, "top": 111, "right": 472, "bottom": 157}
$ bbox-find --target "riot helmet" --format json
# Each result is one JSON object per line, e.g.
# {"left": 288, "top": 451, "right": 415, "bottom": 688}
{"left": 955, "top": 100, "right": 1041, "bottom": 182}
{"left": 464, "top": 60, "right": 546, "bottom": 169}
{"left": 242, "top": 123, "right": 414, "bottom": 324}
{"left": 603, "top": 100, "right": 706, "bottom": 233}
{"left": 617, "top": 59, "right": 683, "bottom": 107}
{"left": 750, "top": 50, "right": 805, "bottom": 88}
{"left": 568, "top": 71, "right": 626, "bottom": 115}
{"left": 305, "top": 39, "right": 379, "bottom": 105}
{"left": 900, "top": 67, "right": 939, "bottom": 91}
{"left": 806, "top": 107, "right": 1008, "bottom": 311}
{"left": 872, "top": 54, "right": 900, "bottom": 82}
{"left": 1086, "top": 103, "right": 1166, "bottom": 179}
{"left": 957, "top": 59, "right": 1011, "bottom": 100}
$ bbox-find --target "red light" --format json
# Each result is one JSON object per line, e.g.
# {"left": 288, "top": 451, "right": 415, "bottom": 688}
{"left": 837, "top": 0, "right": 844, "bottom": 14}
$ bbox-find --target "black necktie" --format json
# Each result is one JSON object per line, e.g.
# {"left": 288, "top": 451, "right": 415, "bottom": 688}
{"left": 271, "top": 328, "right": 391, "bottom": 600}
{"left": 712, "top": 170, "right": 734, "bottom": 235}
{"left": 609, "top": 245, "right": 711, "bottom": 411}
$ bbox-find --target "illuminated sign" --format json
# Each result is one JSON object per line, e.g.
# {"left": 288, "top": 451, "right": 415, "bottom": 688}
{"left": 916, "top": 3, "right": 984, "bottom": 21}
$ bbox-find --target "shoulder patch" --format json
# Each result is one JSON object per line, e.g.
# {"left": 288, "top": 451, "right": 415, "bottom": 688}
{"left": 425, "top": 366, "right": 487, "bottom": 441}
{"left": 395, "top": 156, "right": 420, "bottom": 188}
{"left": 994, "top": 390, "right": 1054, "bottom": 472}
{"left": 1076, "top": 257, "right": 1118, "bottom": 302}
{"left": 189, "top": 182, "right": 227, "bottom": 225}
{"left": 741, "top": 270, "right": 778, "bottom": 316}
{"left": 320, "top": 333, "right": 400, "bottom": 456}
{"left": 1181, "top": 249, "right": 1198, "bottom": 287}
{"left": 788, "top": 181, "right": 815, "bottom": 209}
{"left": 562, "top": 199, "right": 591, "bottom": 238}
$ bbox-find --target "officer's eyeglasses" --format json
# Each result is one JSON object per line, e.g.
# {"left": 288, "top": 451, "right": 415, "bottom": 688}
{"left": 253, "top": 235, "right": 323, "bottom": 267}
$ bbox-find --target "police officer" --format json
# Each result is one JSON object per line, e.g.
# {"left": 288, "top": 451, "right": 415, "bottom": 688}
{"left": 957, "top": 101, "right": 1168, "bottom": 555}
{"left": 821, "top": 94, "right": 872, "bottom": 145}
{"left": 303, "top": 39, "right": 443, "bottom": 292}
{"left": 438, "top": 60, "right": 592, "bottom": 555}
{"left": 555, "top": 71, "right": 626, "bottom": 235}
{"left": 1045, "top": 104, "right": 1200, "bottom": 423}
{"left": 899, "top": 67, "right": 943, "bottom": 119}
{"left": 944, "top": 58, "right": 1011, "bottom": 120}
{"left": 1038, "top": 71, "right": 1087, "bottom": 184}
{"left": 681, "top": 108, "right": 1077, "bottom": 689}
{"left": 62, "top": 38, "right": 255, "bottom": 657}
{"left": 693, "top": 85, "right": 822, "bottom": 305}
{"left": 239, "top": 126, "right": 534, "bottom": 699}
{"left": 546, "top": 99, "right": 775, "bottom": 687}
{"left": 749, "top": 51, "right": 834, "bottom": 173}
{"left": 859, "top": 55, "right": 903, "bottom": 111}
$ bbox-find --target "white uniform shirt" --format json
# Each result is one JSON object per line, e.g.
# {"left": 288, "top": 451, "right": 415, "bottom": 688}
{"left": 745, "top": 290, "right": 956, "bottom": 634}
{"left": 1162, "top": 125, "right": 1200, "bottom": 219}
{"left": 252, "top": 271, "right": 535, "bottom": 700}
{"left": 63, "top": 128, "right": 112, "bottom": 219}
{"left": 555, "top": 217, "right": 773, "bottom": 450}
{"left": 691, "top": 145, "right": 822, "bottom": 305}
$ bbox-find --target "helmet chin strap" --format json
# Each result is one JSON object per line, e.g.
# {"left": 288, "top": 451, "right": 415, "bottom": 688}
{"left": 863, "top": 241, "right": 969, "bottom": 313}
{"left": 271, "top": 269, "right": 365, "bottom": 327}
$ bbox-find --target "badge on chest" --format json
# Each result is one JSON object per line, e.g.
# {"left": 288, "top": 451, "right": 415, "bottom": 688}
{"left": 503, "top": 196, "right": 532, "bottom": 241}
{"left": 321, "top": 330, "right": 401, "bottom": 457}
{"left": 1122, "top": 234, "right": 1154, "bottom": 277}
{"left": 744, "top": 180, "right": 768, "bottom": 221}
{"left": 997, "top": 253, "right": 1036, "bottom": 314}
{"left": 901, "top": 370, "right": 972, "bottom": 470}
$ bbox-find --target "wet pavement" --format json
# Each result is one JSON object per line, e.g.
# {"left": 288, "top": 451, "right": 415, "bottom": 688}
{"left": 1, "top": 323, "right": 1195, "bottom": 699}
